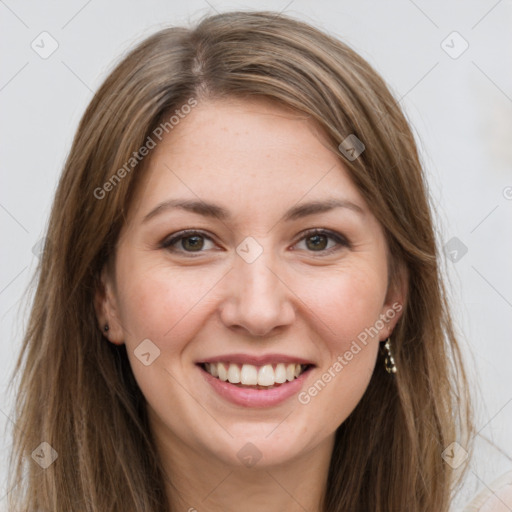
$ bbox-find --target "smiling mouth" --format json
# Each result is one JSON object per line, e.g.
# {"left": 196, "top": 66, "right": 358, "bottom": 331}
{"left": 198, "top": 362, "right": 312, "bottom": 390}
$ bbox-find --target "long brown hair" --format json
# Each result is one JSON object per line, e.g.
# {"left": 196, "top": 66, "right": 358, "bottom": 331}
{"left": 9, "top": 11, "right": 473, "bottom": 511}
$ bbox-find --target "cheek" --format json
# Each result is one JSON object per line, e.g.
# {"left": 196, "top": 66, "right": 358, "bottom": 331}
{"left": 302, "top": 263, "right": 387, "bottom": 345}
{"left": 294, "top": 265, "right": 385, "bottom": 427}
{"left": 114, "top": 264, "right": 217, "bottom": 409}
{"left": 115, "top": 261, "right": 226, "bottom": 345}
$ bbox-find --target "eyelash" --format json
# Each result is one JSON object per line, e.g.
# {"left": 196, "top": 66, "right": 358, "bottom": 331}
{"left": 160, "top": 228, "right": 350, "bottom": 257}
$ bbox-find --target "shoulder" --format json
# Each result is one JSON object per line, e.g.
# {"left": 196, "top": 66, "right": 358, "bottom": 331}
{"left": 462, "top": 471, "right": 512, "bottom": 511}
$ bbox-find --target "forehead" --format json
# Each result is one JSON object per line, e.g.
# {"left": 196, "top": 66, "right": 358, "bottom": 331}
{"left": 130, "top": 98, "right": 365, "bottom": 221}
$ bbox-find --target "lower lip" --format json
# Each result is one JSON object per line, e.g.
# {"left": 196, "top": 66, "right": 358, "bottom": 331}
{"left": 199, "top": 365, "right": 313, "bottom": 408}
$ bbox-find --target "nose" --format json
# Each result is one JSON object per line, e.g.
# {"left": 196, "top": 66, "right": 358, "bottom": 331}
{"left": 218, "top": 249, "right": 296, "bottom": 337}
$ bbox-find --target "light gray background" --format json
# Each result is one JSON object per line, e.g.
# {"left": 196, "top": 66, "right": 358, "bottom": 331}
{"left": 1, "top": 1, "right": 511, "bottom": 509}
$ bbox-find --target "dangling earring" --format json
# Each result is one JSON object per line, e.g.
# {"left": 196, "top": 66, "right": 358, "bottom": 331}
{"left": 381, "top": 337, "right": 397, "bottom": 374}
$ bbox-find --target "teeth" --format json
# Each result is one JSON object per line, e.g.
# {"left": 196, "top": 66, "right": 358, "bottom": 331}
{"left": 240, "top": 364, "right": 258, "bottom": 385}
{"left": 275, "top": 363, "right": 287, "bottom": 383}
{"left": 227, "top": 363, "right": 241, "bottom": 383}
{"left": 209, "top": 362, "right": 218, "bottom": 378}
{"left": 218, "top": 362, "right": 228, "bottom": 381}
{"left": 257, "top": 364, "right": 274, "bottom": 386}
{"left": 203, "top": 362, "right": 307, "bottom": 387}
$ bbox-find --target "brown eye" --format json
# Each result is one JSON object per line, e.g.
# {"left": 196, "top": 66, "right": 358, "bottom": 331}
{"left": 181, "top": 235, "right": 205, "bottom": 251}
{"left": 294, "top": 229, "right": 349, "bottom": 255}
{"left": 161, "top": 230, "right": 216, "bottom": 254}
{"left": 306, "top": 234, "right": 328, "bottom": 251}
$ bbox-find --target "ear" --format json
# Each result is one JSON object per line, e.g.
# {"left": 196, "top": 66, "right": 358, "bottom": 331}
{"left": 378, "top": 262, "right": 408, "bottom": 341}
{"left": 94, "top": 265, "right": 125, "bottom": 346}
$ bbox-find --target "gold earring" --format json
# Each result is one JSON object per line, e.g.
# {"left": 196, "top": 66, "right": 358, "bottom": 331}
{"left": 381, "top": 337, "right": 397, "bottom": 374}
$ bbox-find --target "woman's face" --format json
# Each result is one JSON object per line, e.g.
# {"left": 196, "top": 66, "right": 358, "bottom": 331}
{"left": 97, "top": 98, "right": 403, "bottom": 468}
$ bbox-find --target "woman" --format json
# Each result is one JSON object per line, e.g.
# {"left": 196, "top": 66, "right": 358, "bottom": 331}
{"left": 9, "top": 10, "right": 474, "bottom": 511}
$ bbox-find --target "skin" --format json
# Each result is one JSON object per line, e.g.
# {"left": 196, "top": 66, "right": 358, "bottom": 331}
{"left": 95, "top": 98, "right": 405, "bottom": 512}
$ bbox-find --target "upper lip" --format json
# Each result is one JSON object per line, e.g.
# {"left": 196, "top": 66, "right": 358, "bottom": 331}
{"left": 197, "top": 353, "right": 315, "bottom": 366}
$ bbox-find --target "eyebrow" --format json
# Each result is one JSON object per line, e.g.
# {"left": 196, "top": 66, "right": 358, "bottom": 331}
{"left": 142, "top": 197, "right": 364, "bottom": 224}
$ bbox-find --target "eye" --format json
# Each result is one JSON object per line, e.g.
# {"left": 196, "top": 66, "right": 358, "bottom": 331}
{"left": 161, "top": 228, "right": 349, "bottom": 257}
{"left": 293, "top": 229, "right": 349, "bottom": 254}
{"left": 161, "top": 230, "right": 217, "bottom": 254}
